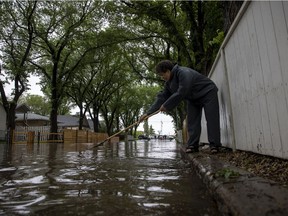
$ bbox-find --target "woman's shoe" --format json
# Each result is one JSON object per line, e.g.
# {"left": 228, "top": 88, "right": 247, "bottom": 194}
{"left": 185, "top": 146, "right": 199, "bottom": 153}
{"left": 210, "top": 146, "right": 219, "bottom": 154}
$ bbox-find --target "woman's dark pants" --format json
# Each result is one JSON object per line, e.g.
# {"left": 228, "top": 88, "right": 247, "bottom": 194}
{"left": 186, "top": 90, "right": 221, "bottom": 148}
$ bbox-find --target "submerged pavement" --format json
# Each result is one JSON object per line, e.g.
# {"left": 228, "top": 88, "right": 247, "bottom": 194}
{"left": 0, "top": 141, "right": 220, "bottom": 215}
{"left": 180, "top": 144, "right": 288, "bottom": 216}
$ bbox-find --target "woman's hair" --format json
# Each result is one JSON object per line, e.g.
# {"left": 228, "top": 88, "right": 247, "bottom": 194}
{"left": 155, "top": 60, "right": 174, "bottom": 74}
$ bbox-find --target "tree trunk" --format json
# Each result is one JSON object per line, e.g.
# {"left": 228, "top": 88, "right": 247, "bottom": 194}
{"left": 0, "top": 70, "right": 25, "bottom": 144}
{"left": 93, "top": 116, "right": 99, "bottom": 132}
{"left": 89, "top": 102, "right": 100, "bottom": 132}
{"left": 78, "top": 105, "right": 84, "bottom": 130}
{"left": 50, "top": 102, "right": 58, "bottom": 140}
{"left": 6, "top": 104, "right": 17, "bottom": 144}
{"left": 50, "top": 66, "right": 59, "bottom": 140}
{"left": 223, "top": 1, "right": 244, "bottom": 34}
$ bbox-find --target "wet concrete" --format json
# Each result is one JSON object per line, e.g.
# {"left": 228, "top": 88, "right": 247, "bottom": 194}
{"left": 0, "top": 140, "right": 220, "bottom": 215}
{"left": 180, "top": 145, "right": 288, "bottom": 216}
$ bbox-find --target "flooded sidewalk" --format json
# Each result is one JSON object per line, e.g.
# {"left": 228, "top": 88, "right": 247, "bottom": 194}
{"left": 0, "top": 140, "right": 220, "bottom": 215}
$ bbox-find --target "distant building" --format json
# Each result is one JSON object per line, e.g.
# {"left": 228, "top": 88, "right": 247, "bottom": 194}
{"left": 1, "top": 102, "right": 92, "bottom": 134}
{"left": 15, "top": 113, "right": 50, "bottom": 127}
{"left": 57, "top": 115, "right": 90, "bottom": 130}
{"left": 15, "top": 103, "right": 30, "bottom": 114}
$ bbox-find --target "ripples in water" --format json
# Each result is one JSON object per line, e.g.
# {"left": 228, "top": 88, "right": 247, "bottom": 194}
{"left": 0, "top": 140, "right": 220, "bottom": 215}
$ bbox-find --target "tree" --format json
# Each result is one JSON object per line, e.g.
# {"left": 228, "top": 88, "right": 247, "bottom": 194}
{"left": 84, "top": 44, "right": 129, "bottom": 133}
{"left": 109, "top": 1, "right": 228, "bottom": 133}
{"left": 119, "top": 82, "right": 155, "bottom": 136}
{"left": 86, "top": 66, "right": 117, "bottom": 133}
{"left": 65, "top": 63, "right": 99, "bottom": 130}
{"left": 0, "top": 1, "right": 243, "bottom": 140}
{"left": 20, "top": 94, "right": 50, "bottom": 116}
{"left": 19, "top": 94, "right": 72, "bottom": 116}
{"left": 0, "top": 1, "right": 37, "bottom": 143}
{"left": 120, "top": 1, "right": 225, "bottom": 75}
{"left": 222, "top": 1, "right": 243, "bottom": 34}
{"left": 149, "top": 125, "right": 155, "bottom": 136}
{"left": 143, "top": 120, "right": 149, "bottom": 136}
{"left": 28, "top": 1, "right": 104, "bottom": 137}
{"left": 99, "top": 67, "right": 132, "bottom": 135}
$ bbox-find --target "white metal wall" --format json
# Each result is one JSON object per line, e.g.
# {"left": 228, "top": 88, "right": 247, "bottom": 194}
{"left": 201, "top": 0, "right": 288, "bottom": 159}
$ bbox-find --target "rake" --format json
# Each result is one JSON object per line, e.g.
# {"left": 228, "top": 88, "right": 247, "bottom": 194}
{"left": 90, "top": 110, "right": 160, "bottom": 149}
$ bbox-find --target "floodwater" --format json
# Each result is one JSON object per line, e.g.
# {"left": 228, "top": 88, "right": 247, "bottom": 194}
{"left": 0, "top": 140, "right": 220, "bottom": 216}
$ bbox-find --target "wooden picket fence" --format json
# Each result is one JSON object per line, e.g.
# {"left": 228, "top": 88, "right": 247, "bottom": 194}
{"left": 62, "top": 129, "right": 109, "bottom": 144}
{"left": 13, "top": 126, "right": 62, "bottom": 144}
{"left": 12, "top": 126, "right": 118, "bottom": 144}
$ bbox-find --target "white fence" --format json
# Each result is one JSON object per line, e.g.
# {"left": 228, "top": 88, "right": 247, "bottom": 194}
{"left": 200, "top": 0, "right": 288, "bottom": 159}
{"left": 14, "top": 126, "right": 63, "bottom": 143}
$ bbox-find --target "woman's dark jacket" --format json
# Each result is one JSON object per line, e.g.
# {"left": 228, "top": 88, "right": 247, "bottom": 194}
{"left": 147, "top": 64, "right": 218, "bottom": 114}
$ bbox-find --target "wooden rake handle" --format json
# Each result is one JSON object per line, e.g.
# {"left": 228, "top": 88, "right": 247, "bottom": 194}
{"left": 91, "top": 110, "right": 160, "bottom": 148}
{"left": 104, "top": 110, "right": 160, "bottom": 141}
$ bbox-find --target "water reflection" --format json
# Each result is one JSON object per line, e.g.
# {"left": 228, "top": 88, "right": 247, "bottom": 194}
{"left": 0, "top": 140, "right": 220, "bottom": 215}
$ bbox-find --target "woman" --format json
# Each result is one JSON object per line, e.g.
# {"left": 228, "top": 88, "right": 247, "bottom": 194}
{"left": 140, "top": 60, "right": 221, "bottom": 154}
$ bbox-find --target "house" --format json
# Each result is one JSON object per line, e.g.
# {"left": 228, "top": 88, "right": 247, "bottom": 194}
{"left": 15, "top": 113, "right": 50, "bottom": 127}
{"left": 57, "top": 115, "right": 90, "bottom": 130}
{"left": 1, "top": 101, "right": 90, "bottom": 130}
{"left": 1, "top": 103, "right": 32, "bottom": 139}
{"left": 13, "top": 103, "right": 50, "bottom": 127}
{"left": 15, "top": 113, "right": 91, "bottom": 130}
{"left": 15, "top": 103, "right": 30, "bottom": 114}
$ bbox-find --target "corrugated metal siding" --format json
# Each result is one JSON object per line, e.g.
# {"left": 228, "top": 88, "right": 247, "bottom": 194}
{"left": 201, "top": 1, "right": 288, "bottom": 159}
{"left": 200, "top": 52, "right": 235, "bottom": 149}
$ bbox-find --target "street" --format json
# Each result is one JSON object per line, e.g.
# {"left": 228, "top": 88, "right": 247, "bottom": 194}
{"left": 0, "top": 140, "right": 220, "bottom": 215}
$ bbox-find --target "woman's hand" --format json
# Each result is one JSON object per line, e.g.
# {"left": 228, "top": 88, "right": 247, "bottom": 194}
{"left": 160, "top": 105, "right": 167, "bottom": 112}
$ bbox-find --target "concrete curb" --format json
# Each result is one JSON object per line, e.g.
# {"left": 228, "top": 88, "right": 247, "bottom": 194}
{"left": 180, "top": 145, "right": 288, "bottom": 216}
